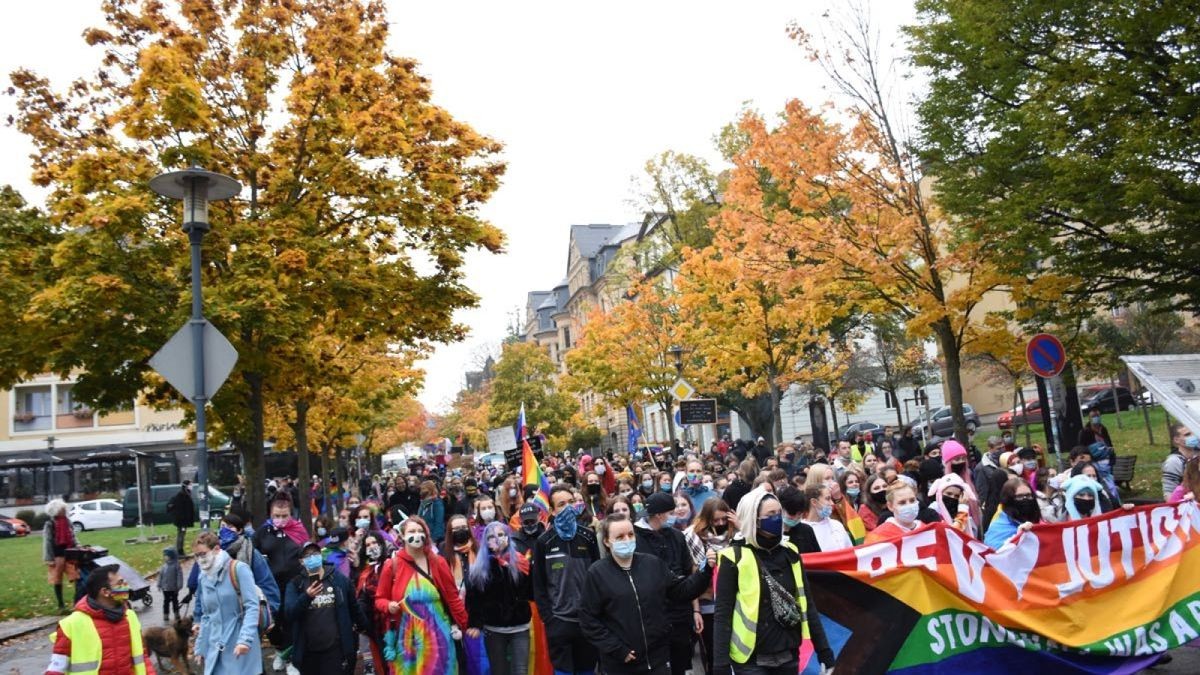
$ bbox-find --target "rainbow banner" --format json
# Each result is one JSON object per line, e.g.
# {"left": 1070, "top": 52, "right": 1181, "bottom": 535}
{"left": 518, "top": 403, "right": 551, "bottom": 512}
{"left": 800, "top": 501, "right": 1200, "bottom": 673}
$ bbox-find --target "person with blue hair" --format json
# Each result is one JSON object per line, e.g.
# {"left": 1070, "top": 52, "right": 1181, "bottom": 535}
{"left": 1062, "top": 474, "right": 1107, "bottom": 520}
{"left": 464, "top": 521, "right": 532, "bottom": 675}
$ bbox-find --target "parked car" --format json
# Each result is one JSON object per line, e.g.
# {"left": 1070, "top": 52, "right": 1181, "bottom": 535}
{"left": 0, "top": 520, "right": 18, "bottom": 538}
{"left": 121, "top": 483, "right": 231, "bottom": 527}
{"left": 0, "top": 516, "right": 30, "bottom": 536}
{"left": 68, "top": 498, "right": 124, "bottom": 533}
{"left": 997, "top": 399, "right": 1044, "bottom": 430}
{"left": 837, "top": 421, "right": 885, "bottom": 442}
{"left": 912, "top": 405, "right": 982, "bottom": 440}
{"left": 475, "top": 452, "right": 507, "bottom": 470}
{"left": 1079, "top": 386, "right": 1136, "bottom": 414}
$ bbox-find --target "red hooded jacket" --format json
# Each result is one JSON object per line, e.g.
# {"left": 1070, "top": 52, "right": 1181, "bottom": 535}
{"left": 45, "top": 598, "right": 157, "bottom": 675}
{"left": 374, "top": 548, "right": 468, "bottom": 628}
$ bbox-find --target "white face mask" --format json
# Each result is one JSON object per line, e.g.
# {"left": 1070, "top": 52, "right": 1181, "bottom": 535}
{"left": 197, "top": 550, "right": 217, "bottom": 571}
{"left": 405, "top": 532, "right": 426, "bottom": 548}
{"left": 595, "top": 465, "right": 607, "bottom": 475}
{"left": 479, "top": 508, "right": 496, "bottom": 523}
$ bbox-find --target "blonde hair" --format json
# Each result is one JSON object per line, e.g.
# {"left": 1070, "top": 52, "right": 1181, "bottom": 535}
{"left": 885, "top": 482, "right": 916, "bottom": 506}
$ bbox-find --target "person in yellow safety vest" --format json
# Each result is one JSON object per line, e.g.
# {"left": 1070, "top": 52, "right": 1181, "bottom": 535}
{"left": 713, "top": 488, "right": 834, "bottom": 675}
{"left": 45, "top": 563, "right": 156, "bottom": 675}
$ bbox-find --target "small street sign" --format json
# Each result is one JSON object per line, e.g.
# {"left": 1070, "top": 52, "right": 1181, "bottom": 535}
{"left": 149, "top": 320, "right": 238, "bottom": 402}
{"left": 1026, "top": 333, "right": 1066, "bottom": 379}
{"left": 679, "top": 398, "right": 717, "bottom": 425}
{"left": 670, "top": 377, "right": 697, "bottom": 401}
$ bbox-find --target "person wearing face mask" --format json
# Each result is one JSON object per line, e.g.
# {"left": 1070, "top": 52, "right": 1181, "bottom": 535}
{"left": 682, "top": 460, "right": 719, "bottom": 512}
{"left": 1078, "top": 406, "right": 1113, "bottom": 448}
{"left": 189, "top": 513, "right": 282, "bottom": 630}
{"left": 1163, "top": 423, "right": 1198, "bottom": 501}
{"left": 375, "top": 516, "right": 469, "bottom": 674}
{"left": 772, "top": 487, "right": 821, "bottom": 555}
{"left": 973, "top": 437, "right": 1011, "bottom": 536}
{"left": 254, "top": 494, "right": 309, "bottom": 671}
{"left": 285, "top": 540, "right": 368, "bottom": 675}
{"left": 442, "top": 515, "right": 478, "bottom": 596}
{"left": 464, "top": 522, "right": 532, "bottom": 675}
{"left": 355, "top": 533, "right": 392, "bottom": 675}
{"left": 835, "top": 470, "right": 868, "bottom": 544}
{"left": 800, "top": 483, "right": 853, "bottom": 552}
{"left": 633, "top": 492, "right": 700, "bottom": 675}
{"left": 511, "top": 503, "right": 545, "bottom": 558}
{"left": 983, "top": 478, "right": 1042, "bottom": 550}
{"left": 714, "top": 488, "right": 834, "bottom": 675}
{"left": 865, "top": 483, "right": 925, "bottom": 544}
{"left": 471, "top": 496, "right": 500, "bottom": 537}
{"left": 580, "top": 514, "right": 714, "bottom": 675}
{"left": 45, "top": 564, "right": 157, "bottom": 675}
{"left": 927, "top": 474, "right": 976, "bottom": 536}
{"left": 581, "top": 472, "right": 609, "bottom": 526}
{"left": 857, "top": 476, "right": 891, "bottom": 532}
{"left": 532, "top": 486, "right": 600, "bottom": 675}
{"left": 593, "top": 457, "right": 617, "bottom": 495}
{"left": 193, "top": 530, "right": 262, "bottom": 675}
{"left": 639, "top": 473, "right": 657, "bottom": 498}
{"left": 416, "top": 480, "right": 447, "bottom": 544}
{"left": 322, "top": 527, "right": 358, "bottom": 581}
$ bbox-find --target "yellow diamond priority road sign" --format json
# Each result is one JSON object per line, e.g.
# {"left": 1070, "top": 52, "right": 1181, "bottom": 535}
{"left": 670, "top": 377, "right": 696, "bottom": 401}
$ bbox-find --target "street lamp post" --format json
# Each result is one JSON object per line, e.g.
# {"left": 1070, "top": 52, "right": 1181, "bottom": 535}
{"left": 149, "top": 167, "right": 241, "bottom": 530}
{"left": 668, "top": 345, "right": 688, "bottom": 445}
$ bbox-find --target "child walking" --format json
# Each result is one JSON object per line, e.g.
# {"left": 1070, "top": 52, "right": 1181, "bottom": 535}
{"left": 157, "top": 547, "right": 184, "bottom": 622}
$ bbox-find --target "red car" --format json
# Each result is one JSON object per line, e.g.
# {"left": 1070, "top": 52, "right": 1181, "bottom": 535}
{"left": 997, "top": 399, "right": 1043, "bottom": 430}
{"left": 0, "top": 516, "right": 30, "bottom": 536}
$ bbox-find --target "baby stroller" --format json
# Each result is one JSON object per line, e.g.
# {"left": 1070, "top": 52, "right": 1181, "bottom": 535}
{"left": 67, "top": 546, "right": 153, "bottom": 608}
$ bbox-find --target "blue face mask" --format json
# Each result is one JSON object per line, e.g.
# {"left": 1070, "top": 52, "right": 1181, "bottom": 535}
{"left": 302, "top": 554, "right": 323, "bottom": 573}
{"left": 217, "top": 526, "right": 239, "bottom": 549}
{"left": 642, "top": 480, "right": 654, "bottom": 490}
{"left": 554, "top": 505, "right": 579, "bottom": 541}
{"left": 1187, "top": 436, "right": 1200, "bottom": 450}
{"left": 316, "top": 527, "right": 327, "bottom": 537}
{"left": 846, "top": 487, "right": 861, "bottom": 498}
{"left": 759, "top": 514, "right": 783, "bottom": 537}
{"left": 611, "top": 539, "right": 637, "bottom": 559}
{"left": 783, "top": 515, "right": 801, "bottom": 528}
{"left": 355, "top": 518, "right": 371, "bottom": 530}
{"left": 817, "top": 504, "right": 833, "bottom": 520}
{"left": 660, "top": 484, "right": 672, "bottom": 493}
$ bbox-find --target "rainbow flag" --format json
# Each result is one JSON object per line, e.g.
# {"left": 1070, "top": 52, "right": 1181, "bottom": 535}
{"left": 518, "top": 403, "right": 551, "bottom": 513}
{"left": 838, "top": 498, "right": 867, "bottom": 545}
{"left": 798, "top": 501, "right": 1200, "bottom": 673}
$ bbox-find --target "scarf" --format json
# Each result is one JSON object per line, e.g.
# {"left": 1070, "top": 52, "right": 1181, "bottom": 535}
{"left": 274, "top": 518, "right": 311, "bottom": 547}
{"left": 87, "top": 597, "right": 125, "bottom": 623}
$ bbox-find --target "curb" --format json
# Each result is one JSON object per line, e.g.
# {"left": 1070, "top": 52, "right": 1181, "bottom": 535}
{"left": 0, "top": 568, "right": 165, "bottom": 645}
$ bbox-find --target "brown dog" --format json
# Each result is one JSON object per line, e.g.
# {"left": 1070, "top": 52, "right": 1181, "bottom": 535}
{"left": 142, "top": 615, "right": 193, "bottom": 674}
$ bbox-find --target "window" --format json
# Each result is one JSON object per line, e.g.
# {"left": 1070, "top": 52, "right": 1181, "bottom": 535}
{"left": 82, "top": 502, "right": 98, "bottom": 511}
{"left": 884, "top": 391, "right": 897, "bottom": 409}
{"left": 563, "top": 327, "right": 572, "bottom": 349}
{"left": 101, "top": 502, "right": 122, "bottom": 512}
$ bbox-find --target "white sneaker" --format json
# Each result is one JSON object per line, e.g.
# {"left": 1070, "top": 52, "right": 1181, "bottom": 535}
{"left": 286, "top": 665, "right": 300, "bottom": 675}
{"left": 271, "top": 654, "right": 285, "bottom": 672}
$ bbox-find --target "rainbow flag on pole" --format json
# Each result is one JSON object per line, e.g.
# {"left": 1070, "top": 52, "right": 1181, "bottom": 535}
{"left": 518, "top": 403, "right": 551, "bottom": 513}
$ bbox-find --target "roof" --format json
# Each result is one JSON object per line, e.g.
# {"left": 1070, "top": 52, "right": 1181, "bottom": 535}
{"left": 570, "top": 224, "right": 630, "bottom": 259}
{"left": 536, "top": 293, "right": 559, "bottom": 311}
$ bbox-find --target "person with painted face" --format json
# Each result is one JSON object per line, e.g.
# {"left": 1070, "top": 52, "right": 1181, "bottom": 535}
{"left": 193, "top": 530, "right": 261, "bottom": 675}
{"left": 45, "top": 563, "right": 157, "bottom": 675}
{"left": 865, "top": 483, "right": 926, "bottom": 544}
{"left": 375, "top": 515, "right": 470, "bottom": 675}
{"left": 285, "top": 539, "right": 367, "bottom": 675}
{"left": 633, "top": 492, "right": 698, "bottom": 675}
{"left": 713, "top": 488, "right": 834, "bottom": 675}
{"left": 532, "top": 486, "right": 600, "bottom": 675}
{"left": 464, "top": 522, "right": 532, "bottom": 675}
{"left": 580, "top": 514, "right": 714, "bottom": 675}
{"left": 983, "top": 478, "right": 1042, "bottom": 550}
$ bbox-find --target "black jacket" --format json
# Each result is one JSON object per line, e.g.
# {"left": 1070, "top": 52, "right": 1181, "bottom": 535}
{"left": 254, "top": 525, "right": 302, "bottom": 587}
{"left": 722, "top": 479, "right": 753, "bottom": 512}
{"left": 284, "top": 565, "right": 367, "bottom": 667}
{"left": 579, "top": 553, "right": 710, "bottom": 674}
{"left": 897, "top": 436, "right": 921, "bottom": 464}
{"left": 713, "top": 540, "right": 832, "bottom": 673}
{"left": 532, "top": 526, "right": 599, "bottom": 623}
{"left": 464, "top": 558, "right": 532, "bottom": 629}
{"left": 512, "top": 524, "right": 545, "bottom": 558}
{"left": 167, "top": 489, "right": 196, "bottom": 528}
{"left": 633, "top": 522, "right": 694, "bottom": 621}
{"left": 974, "top": 463, "right": 1009, "bottom": 533}
{"left": 785, "top": 521, "right": 821, "bottom": 554}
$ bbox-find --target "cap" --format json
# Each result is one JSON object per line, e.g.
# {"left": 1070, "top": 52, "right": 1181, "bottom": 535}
{"left": 1016, "top": 446, "right": 1038, "bottom": 459}
{"left": 646, "top": 492, "right": 676, "bottom": 516}
{"left": 328, "top": 526, "right": 350, "bottom": 544}
{"left": 519, "top": 503, "right": 540, "bottom": 521}
{"left": 299, "top": 541, "right": 322, "bottom": 556}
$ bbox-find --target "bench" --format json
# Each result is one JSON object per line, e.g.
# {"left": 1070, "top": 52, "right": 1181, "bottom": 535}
{"left": 1112, "top": 455, "right": 1136, "bottom": 491}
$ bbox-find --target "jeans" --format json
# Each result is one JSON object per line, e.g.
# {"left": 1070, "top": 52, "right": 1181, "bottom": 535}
{"left": 732, "top": 661, "right": 799, "bottom": 675}
{"left": 483, "top": 629, "right": 530, "bottom": 675}
{"left": 175, "top": 527, "right": 187, "bottom": 556}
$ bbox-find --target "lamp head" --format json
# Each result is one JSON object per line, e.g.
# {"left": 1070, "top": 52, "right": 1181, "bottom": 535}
{"left": 149, "top": 167, "right": 241, "bottom": 233}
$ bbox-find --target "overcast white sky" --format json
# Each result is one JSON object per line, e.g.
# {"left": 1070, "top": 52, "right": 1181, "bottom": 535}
{"left": 0, "top": 1, "right": 918, "bottom": 413}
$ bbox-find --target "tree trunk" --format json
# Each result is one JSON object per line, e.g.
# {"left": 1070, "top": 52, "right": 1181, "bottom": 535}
{"left": 241, "top": 370, "right": 267, "bottom": 520}
{"left": 768, "top": 379, "right": 782, "bottom": 445}
{"left": 1017, "top": 387, "right": 1031, "bottom": 449}
{"left": 320, "top": 448, "right": 333, "bottom": 517}
{"left": 933, "top": 319, "right": 968, "bottom": 443}
{"left": 663, "top": 398, "right": 678, "bottom": 447}
{"left": 1109, "top": 375, "right": 1124, "bottom": 429}
{"left": 293, "top": 400, "right": 312, "bottom": 534}
{"left": 335, "top": 445, "right": 349, "bottom": 501}
{"left": 828, "top": 395, "right": 839, "bottom": 443}
{"left": 892, "top": 388, "right": 905, "bottom": 429}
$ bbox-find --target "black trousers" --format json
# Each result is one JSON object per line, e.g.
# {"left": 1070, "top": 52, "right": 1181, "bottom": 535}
{"left": 299, "top": 646, "right": 354, "bottom": 675}
{"left": 546, "top": 618, "right": 598, "bottom": 674}
{"left": 667, "top": 617, "right": 694, "bottom": 675}
{"left": 162, "top": 590, "right": 179, "bottom": 619}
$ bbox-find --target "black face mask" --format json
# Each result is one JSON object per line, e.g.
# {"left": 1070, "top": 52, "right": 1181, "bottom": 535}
{"left": 586, "top": 483, "right": 601, "bottom": 495}
{"left": 942, "top": 496, "right": 960, "bottom": 515}
{"left": 521, "top": 520, "right": 539, "bottom": 534}
{"left": 870, "top": 491, "right": 887, "bottom": 505}
{"left": 757, "top": 528, "right": 780, "bottom": 549}
{"left": 951, "top": 462, "right": 966, "bottom": 474}
{"left": 1008, "top": 496, "right": 1040, "bottom": 523}
{"left": 1073, "top": 497, "right": 1096, "bottom": 516}
{"left": 712, "top": 523, "right": 728, "bottom": 535}
{"left": 451, "top": 529, "right": 471, "bottom": 545}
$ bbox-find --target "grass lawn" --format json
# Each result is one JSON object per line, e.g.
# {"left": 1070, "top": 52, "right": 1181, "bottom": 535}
{"left": 0, "top": 525, "right": 176, "bottom": 621}
{"left": 989, "top": 405, "right": 1172, "bottom": 497}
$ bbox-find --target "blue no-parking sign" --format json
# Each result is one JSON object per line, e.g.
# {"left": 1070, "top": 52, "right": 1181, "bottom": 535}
{"left": 1026, "top": 333, "right": 1066, "bottom": 378}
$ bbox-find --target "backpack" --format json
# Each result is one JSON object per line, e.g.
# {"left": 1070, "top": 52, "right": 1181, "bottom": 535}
{"left": 227, "top": 559, "right": 272, "bottom": 633}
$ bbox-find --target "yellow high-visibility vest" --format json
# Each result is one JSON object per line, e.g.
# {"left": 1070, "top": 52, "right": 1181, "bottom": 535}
{"left": 718, "top": 542, "right": 810, "bottom": 663}
{"left": 48, "top": 608, "right": 147, "bottom": 675}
